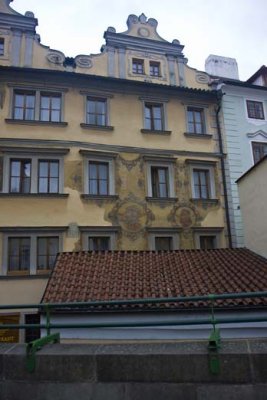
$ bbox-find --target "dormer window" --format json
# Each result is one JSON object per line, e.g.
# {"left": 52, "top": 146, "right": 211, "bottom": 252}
{"left": 132, "top": 58, "right": 144, "bottom": 74}
{"left": 150, "top": 61, "right": 160, "bottom": 77}
{"left": 0, "top": 38, "right": 4, "bottom": 56}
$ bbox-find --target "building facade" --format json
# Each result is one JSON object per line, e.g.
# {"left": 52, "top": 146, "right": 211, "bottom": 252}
{"left": 206, "top": 57, "right": 267, "bottom": 247}
{"left": 0, "top": 1, "right": 229, "bottom": 339}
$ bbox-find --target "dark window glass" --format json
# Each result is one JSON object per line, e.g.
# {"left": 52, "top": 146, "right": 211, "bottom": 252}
{"left": 246, "top": 100, "right": 264, "bottom": 119}
{"left": 40, "top": 93, "right": 61, "bottom": 122}
{"left": 38, "top": 160, "right": 59, "bottom": 193}
{"left": 0, "top": 38, "right": 4, "bottom": 56}
{"left": 88, "top": 161, "right": 109, "bottom": 195}
{"left": 37, "top": 237, "right": 59, "bottom": 270}
{"left": 88, "top": 236, "right": 110, "bottom": 251}
{"left": 155, "top": 236, "right": 173, "bottom": 251}
{"left": 193, "top": 169, "right": 210, "bottom": 199}
{"left": 25, "top": 314, "right": 40, "bottom": 343}
{"left": 150, "top": 61, "right": 160, "bottom": 77}
{"left": 200, "top": 236, "right": 216, "bottom": 250}
{"left": 252, "top": 142, "right": 267, "bottom": 164}
{"left": 151, "top": 166, "right": 169, "bottom": 197}
{"left": 8, "top": 237, "right": 30, "bottom": 272}
{"left": 144, "top": 103, "right": 163, "bottom": 130}
{"left": 187, "top": 107, "right": 205, "bottom": 134}
{"left": 10, "top": 159, "right": 31, "bottom": 193}
{"left": 13, "top": 91, "right": 35, "bottom": 120}
{"left": 86, "top": 98, "right": 107, "bottom": 126}
{"left": 132, "top": 58, "right": 144, "bottom": 74}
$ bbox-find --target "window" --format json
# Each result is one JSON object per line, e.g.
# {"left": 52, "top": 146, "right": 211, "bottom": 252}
{"left": 148, "top": 229, "right": 179, "bottom": 250}
{"left": 151, "top": 166, "right": 169, "bottom": 198}
{"left": 252, "top": 142, "right": 267, "bottom": 163}
{"left": 8, "top": 237, "right": 30, "bottom": 272}
{"left": 12, "top": 89, "right": 63, "bottom": 122}
{"left": 88, "top": 161, "right": 109, "bottom": 195}
{"left": 2, "top": 230, "right": 63, "bottom": 275}
{"left": 38, "top": 160, "right": 59, "bottom": 193}
{"left": 199, "top": 235, "right": 216, "bottom": 250}
{"left": 81, "top": 150, "right": 116, "bottom": 197}
{"left": 86, "top": 98, "right": 107, "bottom": 126}
{"left": 25, "top": 314, "right": 40, "bottom": 343}
{"left": 13, "top": 91, "right": 35, "bottom": 120}
{"left": 0, "top": 38, "right": 4, "bottom": 56}
{"left": 37, "top": 237, "right": 59, "bottom": 270}
{"left": 146, "top": 158, "right": 175, "bottom": 199}
{"left": 88, "top": 236, "right": 110, "bottom": 251}
{"left": 10, "top": 159, "right": 31, "bottom": 193}
{"left": 246, "top": 100, "right": 264, "bottom": 120}
{"left": 40, "top": 93, "right": 61, "bottom": 122}
{"left": 1, "top": 149, "right": 67, "bottom": 195}
{"left": 144, "top": 103, "right": 163, "bottom": 131}
{"left": 194, "top": 230, "right": 221, "bottom": 249}
{"left": 150, "top": 61, "right": 160, "bottom": 77}
{"left": 155, "top": 236, "right": 173, "bottom": 251}
{"left": 193, "top": 169, "right": 210, "bottom": 199}
{"left": 189, "top": 162, "right": 216, "bottom": 200}
{"left": 132, "top": 58, "right": 144, "bottom": 74}
{"left": 81, "top": 228, "right": 118, "bottom": 251}
{"left": 187, "top": 107, "right": 205, "bottom": 134}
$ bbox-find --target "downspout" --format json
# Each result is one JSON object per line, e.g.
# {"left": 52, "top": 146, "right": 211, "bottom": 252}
{"left": 215, "top": 91, "right": 233, "bottom": 248}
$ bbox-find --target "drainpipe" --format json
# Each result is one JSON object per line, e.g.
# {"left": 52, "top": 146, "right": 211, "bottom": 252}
{"left": 215, "top": 92, "right": 233, "bottom": 248}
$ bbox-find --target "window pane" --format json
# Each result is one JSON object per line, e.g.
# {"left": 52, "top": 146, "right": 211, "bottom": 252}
{"left": 99, "top": 180, "right": 108, "bottom": 195}
{"left": 26, "top": 95, "right": 35, "bottom": 108}
{"left": 96, "top": 101, "right": 105, "bottom": 114}
{"left": 89, "top": 163, "right": 97, "bottom": 179}
{"left": 89, "top": 237, "right": 110, "bottom": 251}
{"left": 51, "top": 97, "right": 61, "bottom": 110}
{"left": 51, "top": 110, "right": 60, "bottom": 122}
{"left": 25, "top": 108, "right": 34, "bottom": 120}
{"left": 38, "top": 177, "right": 48, "bottom": 193}
{"left": 200, "top": 236, "right": 215, "bottom": 250}
{"left": 41, "top": 96, "right": 49, "bottom": 109}
{"left": 40, "top": 109, "right": 49, "bottom": 121}
{"left": 153, "top": 106, "right": 161, "bottom": 119}
{"left": 10, "top": 177, "right": 20, "bottom": 192}
{"left": 87, "top": 100, "right": 95, "bottom": 113}
{"left": 15, "top": 94, "right": 24, "bottom": 107}
{"left": 154, "top": 119, "right": 162, "bottom": 130}
{"left": 96, "top": 114, "right": 105, "bottom": 126}
{"left": 89, "top": 180, "right": 98, "bottom": 194}
{"left": 39, "top": 161, "right": 48, "bottom": 177}
{"left": 8, "top": 237, "right": 30, "bottom": 271}
{"left": 50, "top": 162, "right": 59, "bottom": 177}
{"left": 11, "top": 161, "right": 20, "bottom": 176}
{"left": 99, "top": 164, "right": 108, "bottom": 179}
{"left": 49, "top": 178, "right": 58, "bottom": 193}
{"left": 37, "top": 237, "right": 58, "bottom": 270}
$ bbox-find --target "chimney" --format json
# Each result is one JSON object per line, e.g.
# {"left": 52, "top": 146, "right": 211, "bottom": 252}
{"left": 205, "top": 55, "right": 239, "bottom": 80}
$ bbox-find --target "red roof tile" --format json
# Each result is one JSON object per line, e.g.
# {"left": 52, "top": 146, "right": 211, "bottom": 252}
{"left": 42, "top": 249, "right": 267, "bottom": 310}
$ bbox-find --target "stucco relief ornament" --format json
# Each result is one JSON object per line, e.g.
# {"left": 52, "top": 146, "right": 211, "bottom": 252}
{"left": 196, "top": 72, "right": 209, "bottom": 84}
{"left": 46, "top": 51, "right": 65, "bottom": 65}
{"left": 75, "top": 55, "right": 92, "bottom": 68}
{"left": 108, "top": 193, "right": 155, "bottom": 240}
{"left": 117, "top": 154, "right": 143, "bottom": 171}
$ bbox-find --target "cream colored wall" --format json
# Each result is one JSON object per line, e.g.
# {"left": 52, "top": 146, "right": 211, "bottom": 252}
{"left": 238, "top": 161, "right": 267, "bottom": 259}
{"left": 0, "top": 278, "right": 48, "bottom": 305}
{"left": 2, "top": 88, "right": 217, "bottom": 152}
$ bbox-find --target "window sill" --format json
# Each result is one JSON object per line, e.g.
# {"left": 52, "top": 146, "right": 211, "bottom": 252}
{"left": 146, "top": 196, "right": 177, "bottom": 203}
{"left": 141, "top": 129, "right": 172, "bottom": 135}
{"left": 190, "top": 198, "right": 219, "bottom": 204}
{"left": 0, "top": 193, "right": 69, "bottom": 198}
{"left": 81, "top": 194, "right": 118, "bottom": 200}
{"left": 184, "top": 132, "right": 212, "bottom": 139}
{"left": 5, "top": 119, "right": 68, "bottom": 127}
{"left": 80, "top": 123, "right": 114, "bottom": 131}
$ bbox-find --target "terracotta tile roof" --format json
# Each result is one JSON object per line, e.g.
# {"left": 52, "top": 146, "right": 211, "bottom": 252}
{"left": 42, "top": 249, "right": 267, "bottom": 310}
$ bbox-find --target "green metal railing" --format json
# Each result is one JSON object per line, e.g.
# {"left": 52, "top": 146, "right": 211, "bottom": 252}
{"left": 1, "top": 290, "right": 267, "bottom": 373}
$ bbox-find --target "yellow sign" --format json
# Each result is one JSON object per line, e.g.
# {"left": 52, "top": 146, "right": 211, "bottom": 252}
{"left": 0, "top": 314, "right": 20, "bottom": 343}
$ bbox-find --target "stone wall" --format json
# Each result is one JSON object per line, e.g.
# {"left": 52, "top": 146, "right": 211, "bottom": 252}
{"left": 1, "top": 340, "right": 267, "bottom": 399}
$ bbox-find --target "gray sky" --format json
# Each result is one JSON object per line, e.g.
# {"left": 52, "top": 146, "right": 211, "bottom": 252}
{"left": 12, "top": 0, "right": 267, "bottom": 80}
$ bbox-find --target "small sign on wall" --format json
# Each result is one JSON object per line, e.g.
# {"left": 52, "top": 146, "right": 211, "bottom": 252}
{"left": 0, "top": 314, "right": 20, "bottom": 343}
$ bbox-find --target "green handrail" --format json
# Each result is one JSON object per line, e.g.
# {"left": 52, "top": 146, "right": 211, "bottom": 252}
{"left": 1, "top": 290, "right": 267, "bottom": 310}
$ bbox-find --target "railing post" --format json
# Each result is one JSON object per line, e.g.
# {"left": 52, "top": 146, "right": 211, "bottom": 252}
{"left": 208, "top": 294, "right": 221, "bottom": 375}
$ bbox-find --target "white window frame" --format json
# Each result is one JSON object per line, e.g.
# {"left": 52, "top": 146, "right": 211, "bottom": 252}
{"left": 1, "top": 229, "right": 64, "bottom": 275}
{"left": 2, "top": 151, "right": 65, "bottom": 194}
{"left": 148, "top": 229, "right": 180, "bottom": 250}
{"left": 146, "top": 160, "right": 175, "bottom": 198}
{"left": 189, "top": 163, "right": 216, "bottom": 200}
{"left": 9, "top": 86, "right": 67, "bottom": 122}
{"left": 80, "top": 151, "right": 116, "bottom": 196}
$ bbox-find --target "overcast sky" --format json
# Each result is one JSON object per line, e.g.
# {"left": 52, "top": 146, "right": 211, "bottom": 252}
{"left": 12, "top": 0, "right": 266, "bottom": 80}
